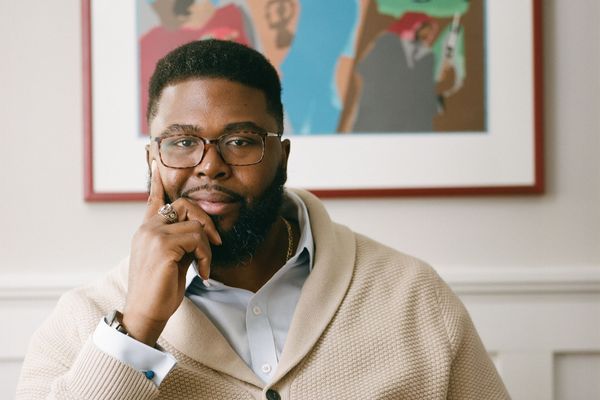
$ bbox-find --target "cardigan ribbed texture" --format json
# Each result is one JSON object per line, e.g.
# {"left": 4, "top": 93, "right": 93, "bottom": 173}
{"left": 16, "top": 189, "right": 510, "bottom": 399}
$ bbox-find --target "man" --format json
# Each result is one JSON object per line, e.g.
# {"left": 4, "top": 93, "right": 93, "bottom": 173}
{"left": 352, "top": 12, "right": 439, "bottom": 133}
{"left": 17, "top": 40, "right": 509, "bottom": 399}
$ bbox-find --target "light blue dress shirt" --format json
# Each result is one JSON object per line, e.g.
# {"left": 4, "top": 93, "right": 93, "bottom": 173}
{"left": 93, "top": 191, "right": 314, "bottom": 385}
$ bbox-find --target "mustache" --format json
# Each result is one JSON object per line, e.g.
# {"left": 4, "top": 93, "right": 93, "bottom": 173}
{"left": 180, "top": 184, "right": 244, "bottom": 202}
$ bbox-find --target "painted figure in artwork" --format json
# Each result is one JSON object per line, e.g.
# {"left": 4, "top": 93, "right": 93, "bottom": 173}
{"left": 139, "top": 0, "right": 253, "bottom": 135}
{"left": 351, "top": 12, "right": 440, "bottom": 132}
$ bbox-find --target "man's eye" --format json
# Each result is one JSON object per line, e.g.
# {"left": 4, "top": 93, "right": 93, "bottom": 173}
{"left": 171, "top": 137, "right": 199, "bottom": 148}
{"left": 224, "top": 133, "right": 261, "bottom": 147}
{"left": 226, "top": 138, "right": 252, "bottom": 147}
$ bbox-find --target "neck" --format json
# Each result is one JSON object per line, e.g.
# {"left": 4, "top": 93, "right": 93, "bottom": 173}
{"left": 210, "top": 217, "right": 297, "bottom": 292}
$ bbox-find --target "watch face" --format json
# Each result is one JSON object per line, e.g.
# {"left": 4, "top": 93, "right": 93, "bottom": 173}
{"left": 105, "top": 310, "right": 119, "bottom": 325}
{"left": 106, "top": 310, "right": 128, "bottom": 335}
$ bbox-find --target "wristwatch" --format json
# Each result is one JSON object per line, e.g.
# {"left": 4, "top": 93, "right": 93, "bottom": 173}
{"left": 105, "top": 310, "right": 129, "bottom": 336}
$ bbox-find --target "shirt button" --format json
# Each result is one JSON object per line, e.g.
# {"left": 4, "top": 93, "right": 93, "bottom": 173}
{"left": 261, "top": 363, "right": 272, "bottom": 374}
{"left": 266, "top": 389, "right": 281, "bottom": 400}
{"left": 252, "top": 305, "right": 263, "bottom": 316}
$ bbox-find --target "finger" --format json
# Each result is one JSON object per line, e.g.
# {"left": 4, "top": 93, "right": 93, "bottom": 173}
{"left": 147, "top": 200, "right": 219, "bottom": 245}
{"left": 177, "top": 198, "right": 222, "bottom": 245}
{"left": 194, "top": 247, "right": 212, "bottom": 281}
{"left": 167, "top": 231, "right": 208, "bottom": 256}
{"left": 165, "top": 230, "right": 211, "bottom": 280}
{"left": 193, "top": 237, "right": 212, "bottom": 281}
{"left": 145, "top": 160, "right": 166, "bottom": 219}
{"left": 158, "top": 220, "right": 209, "bottom": 237}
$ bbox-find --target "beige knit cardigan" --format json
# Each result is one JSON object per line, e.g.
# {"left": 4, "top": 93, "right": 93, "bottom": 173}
{"left": 17, "top": 189, "right": 510, "bottom": 399}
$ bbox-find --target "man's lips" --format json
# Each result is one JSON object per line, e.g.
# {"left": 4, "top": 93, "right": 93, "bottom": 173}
{"left": 188, "top": 192, "right": 236, "bottom": 203}
{"left": 184, "top": 189, "right": 242, "bottom": 215}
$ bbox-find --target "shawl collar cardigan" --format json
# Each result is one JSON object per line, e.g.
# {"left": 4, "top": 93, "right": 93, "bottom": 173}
{"left": 16, "top": 189, "right": 509, "bottom": 399}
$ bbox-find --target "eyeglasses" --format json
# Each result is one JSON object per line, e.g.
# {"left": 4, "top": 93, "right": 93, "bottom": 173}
{"left": 154, "top": 130, "right": 281, "bottom": 169}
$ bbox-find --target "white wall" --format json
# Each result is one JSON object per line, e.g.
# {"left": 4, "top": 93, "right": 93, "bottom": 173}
{"left": 1, "top": 1, "right": 599, "bottom": 399}
{"left": 1, "top": 0, "right": 599, "bottom": 286}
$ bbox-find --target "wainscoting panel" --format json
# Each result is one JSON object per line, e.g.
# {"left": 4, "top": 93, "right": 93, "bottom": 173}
{"left": 554, "top": 353, "right": 600, "bottom": 400}
{"left": 1, "top": 266, "right": 599, "bottom": 400}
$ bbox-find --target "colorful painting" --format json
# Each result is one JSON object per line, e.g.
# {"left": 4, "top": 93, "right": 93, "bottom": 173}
{"left": 83, "top": 0, "right": 542, "bottom": 200}
{"left": 136, "top": 0, "right": 485, "bottom": 136}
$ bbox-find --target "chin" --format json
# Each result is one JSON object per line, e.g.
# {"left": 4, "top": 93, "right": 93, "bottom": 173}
{"left": 210, "top": 213, "right": 238, "bottom": 234}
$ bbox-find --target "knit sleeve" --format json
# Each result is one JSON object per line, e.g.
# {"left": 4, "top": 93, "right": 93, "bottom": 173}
{"left": 433, "top": 274, "right": 512, "bottom": 400}
{"left": 15, "top": 289, "right": 159, "bottom": 400}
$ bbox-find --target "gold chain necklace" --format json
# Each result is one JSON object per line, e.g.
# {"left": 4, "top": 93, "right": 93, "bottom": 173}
{"left": 282, "top": 217, "right": 294, "bottom": 262}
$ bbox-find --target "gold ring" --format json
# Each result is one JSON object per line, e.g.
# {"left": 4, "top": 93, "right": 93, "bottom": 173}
{"left": 158, "top": 203, "right": 178, "bottom": 224}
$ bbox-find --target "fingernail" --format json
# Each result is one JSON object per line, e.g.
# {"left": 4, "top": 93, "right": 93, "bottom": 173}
{"left": 151, "top": 160, "right": 157, "bottom": 172}
{"left": 202, "top": 279, "right": 212, "bottom": 288}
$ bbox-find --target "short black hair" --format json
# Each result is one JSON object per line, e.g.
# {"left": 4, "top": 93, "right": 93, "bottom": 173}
{"left": 147, "top": 39, "right": 284, "bottom": 132}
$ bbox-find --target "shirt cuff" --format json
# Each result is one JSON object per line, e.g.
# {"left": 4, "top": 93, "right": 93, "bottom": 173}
{"left": 93, "top": 317, "right": 177, "bottom": 386}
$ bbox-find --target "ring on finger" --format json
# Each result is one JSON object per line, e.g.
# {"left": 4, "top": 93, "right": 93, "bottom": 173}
{"left": 158, "top": 203, "right": 178, "bottom": 224}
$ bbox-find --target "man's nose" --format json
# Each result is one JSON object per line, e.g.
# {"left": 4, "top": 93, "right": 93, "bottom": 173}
{"left": 193, "top": 144, "right": 231, "bottom": 180}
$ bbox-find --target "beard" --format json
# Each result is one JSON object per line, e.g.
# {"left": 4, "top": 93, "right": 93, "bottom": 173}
{"left": 147, "top": 163, "right": 287, "bottom": 270}
{"left": 209, "top": 165, "right": 287, "bottom": 269}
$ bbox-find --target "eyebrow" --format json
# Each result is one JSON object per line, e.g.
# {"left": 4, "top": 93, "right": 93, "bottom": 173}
{"left": 158, "top": 121, "right": 271, "bottom": 138}
{"left": 223, "top": 121, "right": 269, "bottom": 134}
{"left": 158, "top": 124, "right": 201, "bottom": 137}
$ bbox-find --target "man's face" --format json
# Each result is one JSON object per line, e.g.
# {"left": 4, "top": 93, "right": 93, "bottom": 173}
{"left": 416, "top": 23, "right": 434, "bottom": 46}
{"left": 148, "top": 78, "right": 290, "bottom": 266}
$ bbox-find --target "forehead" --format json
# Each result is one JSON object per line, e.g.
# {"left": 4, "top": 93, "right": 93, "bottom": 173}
{"left": 150, "top": 78, "right": 274, "bottom": 137}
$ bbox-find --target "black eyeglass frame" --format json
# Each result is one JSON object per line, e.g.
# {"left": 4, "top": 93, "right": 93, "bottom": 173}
{"left": 153, "top": 131, "right": 282, "bottom": 169}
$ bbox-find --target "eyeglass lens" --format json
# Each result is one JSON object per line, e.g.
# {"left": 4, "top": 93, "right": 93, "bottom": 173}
{"left": 160, "top": 131, "right": 265, "bottom": 167}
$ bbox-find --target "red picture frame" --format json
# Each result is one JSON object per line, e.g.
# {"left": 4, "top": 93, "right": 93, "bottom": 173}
{"left": 83, "top": 0, "right": 543, "bottom": 201}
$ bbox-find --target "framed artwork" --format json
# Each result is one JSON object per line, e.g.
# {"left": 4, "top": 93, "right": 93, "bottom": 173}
{"left": 83, "top": 0, "right": 543, "bottom": 200}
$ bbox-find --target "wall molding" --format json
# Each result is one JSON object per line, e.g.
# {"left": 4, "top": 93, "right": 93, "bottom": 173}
{"left": 437, "top": 265, "right": 600, "bottom": 294}
{"left": 1, "top": 265, "right": 599, "bottom": 300}
{"left": 0, "top": 272, "right": 101, "bottom": 300}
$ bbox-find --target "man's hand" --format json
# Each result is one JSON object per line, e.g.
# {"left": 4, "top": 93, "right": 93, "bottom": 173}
{"left": 123, "top": 161, "right": 221, "bottom": 346}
